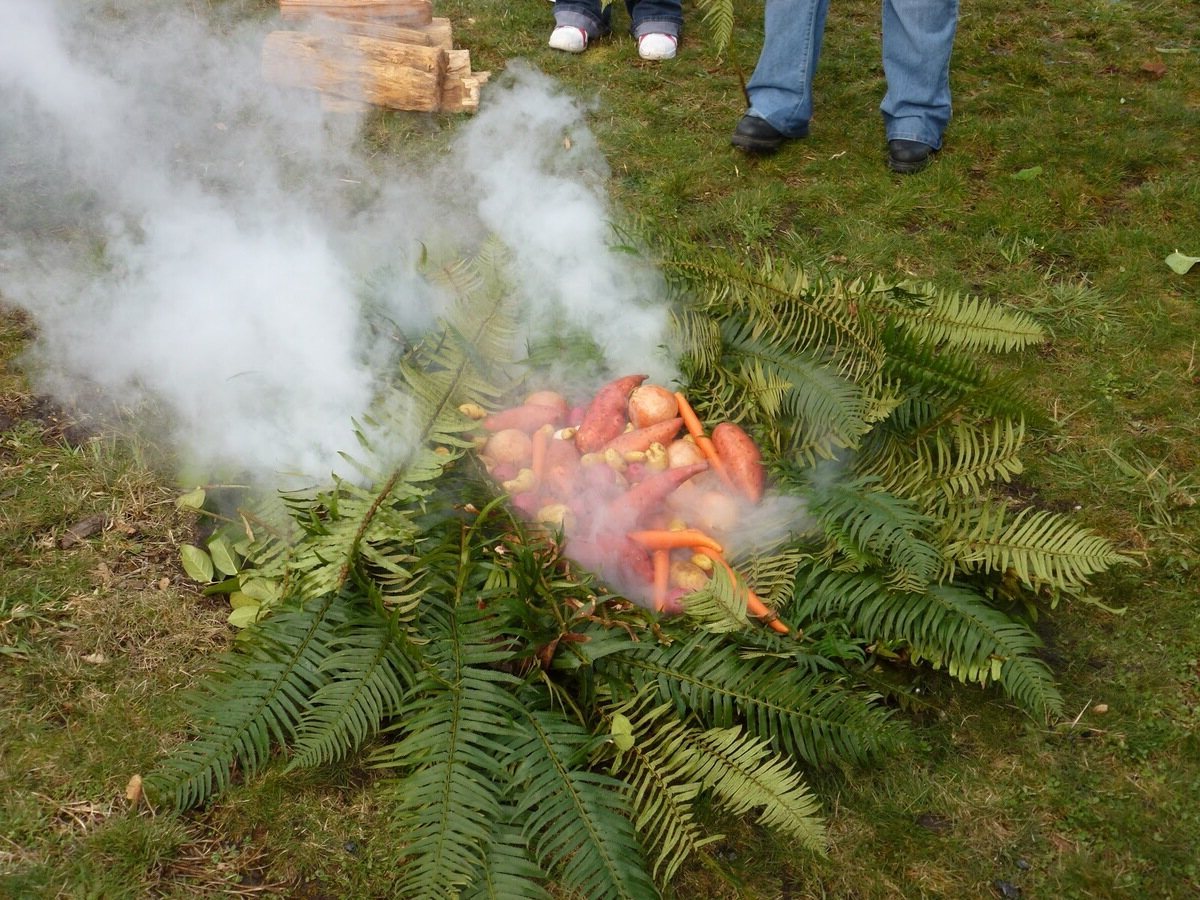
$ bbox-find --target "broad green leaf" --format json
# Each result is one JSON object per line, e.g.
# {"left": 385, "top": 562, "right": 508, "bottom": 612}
{"left": 239, "top": 577, "right": 280, "bottom": 605}
{"left": 229, "top": 591, "right": 258, "bottom": 609}
{"left": 227, "top": 604, "right": 261, "bottom": 628}
{"left": 1010, "top": 166, "right": 1043, "bottom": 181}
{"left": 176, "top": 487, "right": 206, "bottom": 509}
{"left": 208, "top": 536, "right": 241, "bottom": 577}
{"left": 1165, "top": 250, "right": 1199, "bottom": 275}
{"left": 180, "top": 544, "right": 214, "bottom": 583}
{"left": 611, "top": 713, "right": 635, "bottom": 751}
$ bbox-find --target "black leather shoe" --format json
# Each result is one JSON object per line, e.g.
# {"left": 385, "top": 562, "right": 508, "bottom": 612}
{"left": 887, "top": 139, "right": 936, "bottom": 174}
{"left": 731, "top": 114, "right": 805, "bottom": 154}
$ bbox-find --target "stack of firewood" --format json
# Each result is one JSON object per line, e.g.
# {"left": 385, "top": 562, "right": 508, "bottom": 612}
{"left": 262, "top": 0, "right": 490, "bottom": 114}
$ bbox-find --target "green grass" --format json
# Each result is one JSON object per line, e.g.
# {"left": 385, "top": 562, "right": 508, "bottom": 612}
{"left": 3, "top": 0, "right": 1199, "bottom": 896}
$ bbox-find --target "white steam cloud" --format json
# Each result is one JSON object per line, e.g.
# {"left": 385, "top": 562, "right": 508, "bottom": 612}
{"left": 0, "top": 1, "right": 674, "bottom": 485}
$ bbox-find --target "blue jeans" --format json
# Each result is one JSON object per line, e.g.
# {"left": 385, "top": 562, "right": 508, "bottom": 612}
{"left": 745, "top": 0, "right": 958, "bottom": 148}
{"left": 553, "top": 0, "right": 683, "bottom": 40}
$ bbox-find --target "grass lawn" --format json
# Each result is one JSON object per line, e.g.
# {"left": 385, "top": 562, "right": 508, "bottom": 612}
{"left": 2, "top": 0, "right": 1198, "bottom": 896}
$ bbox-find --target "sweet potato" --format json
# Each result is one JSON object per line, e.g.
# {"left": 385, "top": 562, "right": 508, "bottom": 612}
{"left": 601, "top": 417, "right": 683, "bottom": 456}
{"left": 482, "top": 403, "right": 563, "bottom": 433}
{"left": 574, "top": 374, "right": 647, "bottom": 453}
{"left": 607, "top": 461, "right": 708, "bottom": 530}
{"left": 711, "top": 422, "right": 765, "bottom": 503}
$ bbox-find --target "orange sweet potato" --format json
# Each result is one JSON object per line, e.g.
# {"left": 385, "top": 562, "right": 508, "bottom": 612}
{"left": 574, "top": 374, "right": 647, "bottom": 453}
{"left": 711, "top": 422, "right": 765, "bottom": 503}
{"left": 482, "top": 403, "right": 564, "bottom": 433}
{"left": 601, "top": 417, "right": 683, "bottom": 456}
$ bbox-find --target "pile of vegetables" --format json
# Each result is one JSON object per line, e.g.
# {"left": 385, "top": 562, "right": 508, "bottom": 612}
{"left": 471, "top": 373, "right": 789, "bottom": 632}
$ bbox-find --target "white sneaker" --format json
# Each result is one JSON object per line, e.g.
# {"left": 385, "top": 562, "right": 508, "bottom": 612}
{"left": 637, "top": 33, "right": 677, "bottom": 60}
{"left": 549, "top": 25, "right": 587, "bottom": 53}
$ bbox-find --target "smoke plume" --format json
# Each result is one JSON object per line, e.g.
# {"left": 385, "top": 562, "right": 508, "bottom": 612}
{"left": 0, "top": 1, "right": 674, "bottom": 485}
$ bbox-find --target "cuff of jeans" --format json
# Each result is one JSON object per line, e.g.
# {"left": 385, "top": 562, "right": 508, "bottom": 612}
{"left": 632, "top": 20, "right": 681, "bottom": 39}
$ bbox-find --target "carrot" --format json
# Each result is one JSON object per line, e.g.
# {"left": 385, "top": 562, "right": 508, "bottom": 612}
{"left": 698, "top": 550, "right": 790, "bottom": 635}
{"left": 628, "top": 528, "right": 724, "bottom": 554}
{"left": 672, "top": 392, "right": 733, "bottom": 488}
{"left": 530, "top": 424, "right": 553, "bottom": 484}
{"left": 652, "top": 549, "right": 670, "bottom": 612}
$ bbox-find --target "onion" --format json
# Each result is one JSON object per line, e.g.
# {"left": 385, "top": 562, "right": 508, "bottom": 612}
{"left": 627, "top": 384, "right": 679, "bottom": 429}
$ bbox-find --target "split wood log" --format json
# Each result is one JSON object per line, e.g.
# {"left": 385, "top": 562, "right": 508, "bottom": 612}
{"left": 306, "top": 16, "right": 437, "bottom": 47}
{"left": 440, "top": 49, "right": 490, "bottom": 113}
{"left": 262, "top": 29, "right": 445, "bottom": 112}
{"left": 279, "top": 0, "right": 433, "bottom": 26}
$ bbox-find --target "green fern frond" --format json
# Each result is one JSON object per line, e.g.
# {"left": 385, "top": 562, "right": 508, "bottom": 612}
{"left": 809, "top": 477, "right": 942, "bottom": 583}
{"left": 605, "top": 698, "right": 721, "bottom": 885}
{"left": 510, "top": 710, "right": 658, "bottom": 900}
{"left": 794, "top": 569, "right": 1063, "bottom": 717}
{"left": 902, "top": 418, "right": 1027, "bottom": 504}
{"left": 610, "top": 633, "right": 901, "bottom": 766}
{"left": 374, "top": 603, "right": 527, "bottom": 899}
{"left": 146, "top": 594, "right": 345, "bottom": 810}
{"left": 461, "top": 812, "right": 551, "bottom": 900}
{"left": 694, "top": 0, "right": 735, "bottom": 53}
{"left": 732, "top": 348, "right": 871, "bottom": 462}
{"left": 874, "top": 281, "right": 1045, "bottom": 352}
{"left": 681, "top": 562, "right": 749, "bottom": 633}
{"left": 945, "top": 502, "right": 1132, "bottom": 593}
{"left": 286, "top": 609, "right": 413, "bottom": 771}
{"left": 684, "top": 724, "right": 826, "bottom": 853}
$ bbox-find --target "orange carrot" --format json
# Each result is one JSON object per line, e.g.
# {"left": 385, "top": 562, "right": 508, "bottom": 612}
{"left": 530, "top": 424, "right": 553, "bottom": 484}
{"left": 672, "top": 392, "right": 734, "bottom": 488}
{"left": 652, "top": 549, "right": 671, "bottom": 612}
{"left": 628, "top": 528, "right": 724, "bottom": 554}
{"left": 699, "top": 551, "right": 790, "bottom": 635}
{"left": 674, "top": 391, "right": 706, "bottom": 440}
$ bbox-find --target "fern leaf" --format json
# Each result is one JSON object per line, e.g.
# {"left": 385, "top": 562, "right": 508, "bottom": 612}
{"left": 286, "top": 610, "right": 413, "bottom": 771}
{"left": 877, "top": 281, "right": 1045, "bottom": 352}
{"left": 510, "top": 710, "right": 658, "bottom": 900}
{"left": 795, "top": 569, "right": 1063, "bottom": 717}
{"left": 694, "top": 0, "right": 734, "bottom": 53}
{"left": 685, "top": 725, "right": 826, "bottom": 853}
{"left": 146, "top": 595, "right": 344, "bottom": 810}
{"left": 606, "top": 698, "right": 721, "bottom": 884}
{"left": 810, "top": 477, "right": 942, "bottom": 583}
{"left": 375, "top": 603, "right": 527, "bottom": 900}
{"left": 899, "top": 419, "right": 1026, "bottom": 504}
{"left": 945, "top": 502, "right": 1132, "bottom": 593}
{"left": 610, "top": 634, "right": 900, "bottom": 766}
{"left": 460, "top": 811, "right": 551, "bottom": 900}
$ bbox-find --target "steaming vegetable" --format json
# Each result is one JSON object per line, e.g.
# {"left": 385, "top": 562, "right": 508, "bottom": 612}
{"left": 483, "top": 428, "right": 532, "bottom": 466}
{"left": 575, "top": 373, "right": 647, "bottom": 452}
{"left": 602, "top": 417, "right": 684, "bottom": 455}
{"left": 711, "top": 421, "right": 765, "bottom": 502}
{"left": 483, "top": 403, "right": 563, "bottom": 433}
{"left": 627, "top": 384, "right": 679, "bottom": 428}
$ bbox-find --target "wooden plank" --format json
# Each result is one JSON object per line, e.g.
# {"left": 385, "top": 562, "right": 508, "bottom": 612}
{"left": 279, "top": 0, "right": 433, "bottom": 26}
{"left": 306, "top": 16, "right": 435, "bottom": 46}
{"left": 262, "top": 30, "right": 445, "bottom": 112}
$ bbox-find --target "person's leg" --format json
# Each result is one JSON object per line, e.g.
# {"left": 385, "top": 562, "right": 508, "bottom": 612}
{"left": 551, "top": 0, "right": 611, "bottom": 52}
{"left": 743, "top": 0, "right": 831, "bottom": 137}
{"left": 880, "top": 0, "right": 958, "bottom": 149}
{"left": 627, "top": 0, "right": 683, "bottom": 58}
{"left": 626, "top": 0, "right": 682, "bottom": 39}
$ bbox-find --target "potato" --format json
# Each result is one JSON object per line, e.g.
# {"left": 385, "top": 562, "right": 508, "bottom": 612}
{"left": 670, "top": 559, "right": 710, "bottom": 592}
{"left": 627, "top": 384, "right": 679, "bottom": 429}
{"left": 666, "top": 438, "right": 706, "bottom": 469}
{"left": 524, "top": 390, "right": 570, "bottom": 419}
{"left": 483, "top": 428, "right": 532, "bottom": 466}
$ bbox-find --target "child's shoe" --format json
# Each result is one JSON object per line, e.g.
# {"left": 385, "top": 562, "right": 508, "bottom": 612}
{"left": 548, "top": 25, "right": 587, "bottom": 53}
{"left": 637, "top": 33, "right": 677, "bottom": 60}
